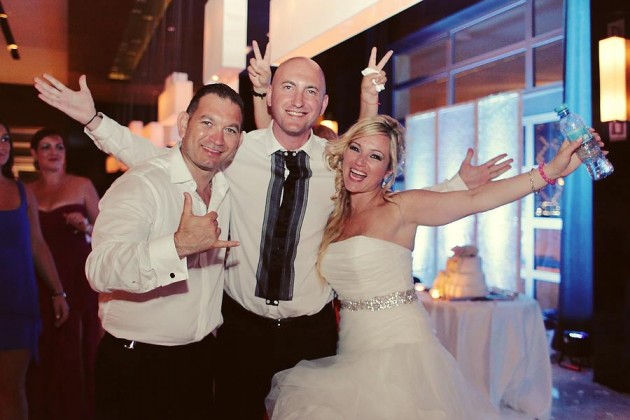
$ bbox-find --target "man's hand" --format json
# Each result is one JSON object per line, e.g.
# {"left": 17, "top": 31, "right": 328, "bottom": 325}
{"left": 458, "top": 148, "right": 513, "bottom": 189}
{"left": 247, "top": 40, "right": 272, "bottom": 95}
{"left": 34, "top": 74, "right": 98, "bottom": 127}
{"left": 174, "top": 193, "right": 239, "bottom": 258}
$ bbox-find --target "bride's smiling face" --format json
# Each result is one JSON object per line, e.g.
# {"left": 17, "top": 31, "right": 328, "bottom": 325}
{"left": 342, "top": 134, "right": 393, "bottom": 193}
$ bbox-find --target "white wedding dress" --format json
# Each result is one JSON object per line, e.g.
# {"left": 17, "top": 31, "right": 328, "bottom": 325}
{"left": 266, "top": 236, "right": 500, "bottom": 420}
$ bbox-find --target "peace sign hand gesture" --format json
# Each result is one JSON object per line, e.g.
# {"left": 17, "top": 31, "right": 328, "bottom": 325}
{"left": 247, "top": 40, "right": 272, "bottom": 95}
{"left": 361, "top": 47, "right": 393, "bottom": 94}
{"left": 359, "top": 47, "right": 393, "bottom": 119}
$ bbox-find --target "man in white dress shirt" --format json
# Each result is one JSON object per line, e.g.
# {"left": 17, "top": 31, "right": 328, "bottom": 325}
{"left": 69, "top": 83, "right": 242, "bottom": 419}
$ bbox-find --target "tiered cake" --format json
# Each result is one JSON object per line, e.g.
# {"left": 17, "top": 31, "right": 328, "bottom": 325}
{"left": 432, "top": 245, "right": 487, "bottom": 300}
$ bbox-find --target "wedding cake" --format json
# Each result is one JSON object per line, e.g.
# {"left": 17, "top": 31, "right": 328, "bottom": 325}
{"left": 432, "top": 245, "right": 487, "bottom": 299}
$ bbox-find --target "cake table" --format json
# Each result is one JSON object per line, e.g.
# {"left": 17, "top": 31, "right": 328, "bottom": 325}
{"left": 418, "top": 291, "right": 552, "bottom": 419}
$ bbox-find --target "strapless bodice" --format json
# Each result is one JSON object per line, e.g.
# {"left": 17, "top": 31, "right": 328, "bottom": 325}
{"left": 321, "top": 236, "right": 414, "bottom": 301}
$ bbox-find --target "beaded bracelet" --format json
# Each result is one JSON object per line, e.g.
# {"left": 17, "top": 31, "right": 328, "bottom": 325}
{"left": 538, "top": 163, "right": 556, "bottom": 185}
{"left": 51, "top": 291, "right": 67, "bottom": 300}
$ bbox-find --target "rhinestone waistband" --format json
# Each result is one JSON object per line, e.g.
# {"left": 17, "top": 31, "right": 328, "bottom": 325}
{"left": 339, "top": 289, "right": 418, "bottom": 312}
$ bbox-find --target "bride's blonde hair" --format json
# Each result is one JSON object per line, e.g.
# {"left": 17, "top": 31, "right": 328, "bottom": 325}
{"left": 317, "top": 115, "right": 406, "bottom": 279}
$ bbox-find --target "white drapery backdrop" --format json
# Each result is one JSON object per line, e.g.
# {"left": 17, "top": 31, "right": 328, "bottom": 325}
{"left": 405, "top": 91, "right": 522, "bottom": 291}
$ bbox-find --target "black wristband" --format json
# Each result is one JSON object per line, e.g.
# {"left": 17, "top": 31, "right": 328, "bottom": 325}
{"left": 84, "top": 112, "right": 99, "bottom": 127}
{"left": 252, "top": 90, "right": 267, "bottom": 99}
{"left": 51, "top": 291, "right": 67, "bottom": 299}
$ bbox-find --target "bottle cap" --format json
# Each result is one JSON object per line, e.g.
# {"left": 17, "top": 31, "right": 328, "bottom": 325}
{"left": 554, "top": 103, "right": 568, "bottom": 114}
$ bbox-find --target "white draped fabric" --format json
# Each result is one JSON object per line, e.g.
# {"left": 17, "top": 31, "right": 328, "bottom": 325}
{"left": 405, "top": 92, "right": 522, "bottom": 291}
{"left": 418, "top": 292, "right": 552, "bottom": 419}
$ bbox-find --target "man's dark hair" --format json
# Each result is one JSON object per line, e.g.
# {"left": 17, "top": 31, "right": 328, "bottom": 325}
{"left": 186, "top": 83, "right": 245, "bottom": 129}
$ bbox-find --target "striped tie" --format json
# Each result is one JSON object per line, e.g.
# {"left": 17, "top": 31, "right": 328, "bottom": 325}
{"left": 256, "top": 150, "right": 311, "bottom": 305}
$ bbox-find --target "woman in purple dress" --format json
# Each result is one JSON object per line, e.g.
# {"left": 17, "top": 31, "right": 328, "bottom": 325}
{"left": 26, "top": 128, "right": 101, "bottom": 420}
{"left": 0, "top": 121, "right": 69, "bottom": 420}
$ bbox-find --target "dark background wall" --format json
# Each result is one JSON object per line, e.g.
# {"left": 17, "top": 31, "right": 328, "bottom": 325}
{"left": 590, "top": 0, "right": 630, "bottom": 394}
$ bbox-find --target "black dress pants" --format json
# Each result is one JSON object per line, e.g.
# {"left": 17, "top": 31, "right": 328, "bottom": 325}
{"left": 95, "top": 331, "right": 216, "bottom": 420}
{"left": 215, "top": 293, "right": 338, "bottom": 420}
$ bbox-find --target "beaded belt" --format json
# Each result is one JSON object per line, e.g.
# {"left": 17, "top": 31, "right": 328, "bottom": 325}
{"left": 339, "top": 289, "right": 418, "bottom": 312}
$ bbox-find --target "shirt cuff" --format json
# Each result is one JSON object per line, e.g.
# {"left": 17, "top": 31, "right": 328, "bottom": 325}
{"left": 148, "top": 234, "right": 188, "bottom": 286}
{"left": 445, "top": 173, "right": 468, "bottom": 191}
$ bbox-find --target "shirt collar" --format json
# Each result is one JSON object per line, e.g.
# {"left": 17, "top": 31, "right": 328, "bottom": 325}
{"left": 264, "top": 120, "right": 320, "bottom": 159}
{"left": 167, "top": 147, "right": 229, "bottom": 211}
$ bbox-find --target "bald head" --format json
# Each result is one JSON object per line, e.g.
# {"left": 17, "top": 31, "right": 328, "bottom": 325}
{"left": 268, "top": 57, "right": 329, "bottom": 148}
{"left": 273, "top": 57, "right": 327, "bottom": 94}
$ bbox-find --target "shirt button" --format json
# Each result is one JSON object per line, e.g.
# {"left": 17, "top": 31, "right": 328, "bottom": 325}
{"left": 170, "top": 273, "right": 175, "bottom": 278}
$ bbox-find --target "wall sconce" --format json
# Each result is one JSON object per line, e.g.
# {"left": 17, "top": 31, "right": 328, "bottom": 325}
{"left": 599, "top": 36, "right": 628, "bottom": 140}
{"left": 599, "top": 36, "right": 628, "bottom": 122}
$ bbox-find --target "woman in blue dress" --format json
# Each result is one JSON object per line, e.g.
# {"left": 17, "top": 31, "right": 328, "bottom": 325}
{"left": 0, "top": 120, "right": 69, "bottom": 420}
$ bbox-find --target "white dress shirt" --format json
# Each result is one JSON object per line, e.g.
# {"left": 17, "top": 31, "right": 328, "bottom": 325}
{"left": 86, "top": 147, "right": 229, "bottom": 345}
{"left": 223, "top": 123, "right": 336, "bottom": 318}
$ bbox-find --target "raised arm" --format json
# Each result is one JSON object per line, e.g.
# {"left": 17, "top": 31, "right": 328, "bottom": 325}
{"left": 359, "top": 47, "right": 393, "bottom": 120}
{"left": 401, "top": 138, "right": 585, "bottom": 227}
{"left": 34, "top": 74, "right": 162, "bottom": 168}
{"left": 248, "top": 40, "right": 273, "bottom": 129}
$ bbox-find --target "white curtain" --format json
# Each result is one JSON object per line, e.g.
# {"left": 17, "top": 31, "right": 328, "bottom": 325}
{"left": 405, "top": 92, "right": 522, "bottom": 291}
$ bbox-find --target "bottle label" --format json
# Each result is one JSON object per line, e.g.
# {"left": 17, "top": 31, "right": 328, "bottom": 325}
{"left": 566, "top": 127, "right": 593, "bottom": 142}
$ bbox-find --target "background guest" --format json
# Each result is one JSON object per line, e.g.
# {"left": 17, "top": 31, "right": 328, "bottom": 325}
{"left": 26, "top": 128, "right": 101, "bottom": 420}
{"left": 0, "top": 120, "right": 69, "bottom": 420}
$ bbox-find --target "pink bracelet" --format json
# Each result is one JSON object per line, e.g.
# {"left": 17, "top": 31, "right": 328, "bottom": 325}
{"left": 538, "top": 163, "right": 556, "bottom": 185}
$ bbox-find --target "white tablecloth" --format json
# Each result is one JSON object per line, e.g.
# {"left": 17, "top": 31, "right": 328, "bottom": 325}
{"left": 418, "top": 292, "right": 552, "bottom": 419}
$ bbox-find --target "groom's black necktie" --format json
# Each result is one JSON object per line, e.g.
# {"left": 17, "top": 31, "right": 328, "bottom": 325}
{"left": 256, "top": 150, "right": 311, "bottom": 305}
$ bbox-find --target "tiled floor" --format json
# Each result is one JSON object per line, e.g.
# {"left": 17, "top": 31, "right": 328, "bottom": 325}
{"left": 550, "top": 361, "right": 630, "bottom": 420}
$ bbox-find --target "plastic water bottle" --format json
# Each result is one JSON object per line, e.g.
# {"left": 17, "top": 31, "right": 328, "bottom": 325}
{"left": 554, "top": 104, "right": 614, "bottom": 181}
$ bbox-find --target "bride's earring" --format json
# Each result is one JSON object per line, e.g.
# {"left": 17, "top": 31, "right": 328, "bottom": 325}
{"left": 382, "top": 173, "right": 394, "bottom": 189}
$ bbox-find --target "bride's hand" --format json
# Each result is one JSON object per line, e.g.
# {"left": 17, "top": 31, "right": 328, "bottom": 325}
{"left": 544, "top": 139, "right": 583, "bottom": 180}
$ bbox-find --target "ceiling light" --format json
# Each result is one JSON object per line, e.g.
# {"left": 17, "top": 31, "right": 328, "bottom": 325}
{"left": 0, "top": 0, "right": 20, "bottom": 60}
